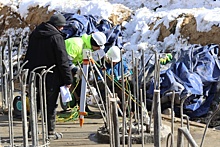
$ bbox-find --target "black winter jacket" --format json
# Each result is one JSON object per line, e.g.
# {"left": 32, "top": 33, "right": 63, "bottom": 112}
{"left": 24, "top": 22, "right": 73, "bottom": 90}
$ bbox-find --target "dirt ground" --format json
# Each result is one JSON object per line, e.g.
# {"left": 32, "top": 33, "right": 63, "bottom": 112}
{"left": 0, "top": 93, "right": 220, "bottom": 147}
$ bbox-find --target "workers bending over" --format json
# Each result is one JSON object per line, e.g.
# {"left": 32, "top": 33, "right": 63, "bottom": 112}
{"left": 65, "top": 31, "right": 107, "bottom": 114}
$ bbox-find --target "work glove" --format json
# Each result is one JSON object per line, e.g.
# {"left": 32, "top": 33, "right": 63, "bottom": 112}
{"left": 117, "top": 71, "right": 132, "bottom": 81}
{"left": 104, "top": 55, "right": 111, "bottom": 63}
{"left": 160, "top": 53, "right": 173, "bottom": 65}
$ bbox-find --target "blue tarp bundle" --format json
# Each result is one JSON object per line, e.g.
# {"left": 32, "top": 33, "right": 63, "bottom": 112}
{"left": 62, "top": 13, "right": 123, "bottom": 51}
{"left": 148, "top": 44, "right": 220, "bottom": 118}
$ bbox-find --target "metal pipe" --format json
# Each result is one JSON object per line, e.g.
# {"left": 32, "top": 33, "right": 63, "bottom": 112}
{"left": 121, "top": 50, "right": 126, "bottom": 147}
{"left": 111, "top": 99, "right": 120, "bottom": 147}
{"left": 8, "top": 35, "right": 14, "bottom": 146}
{"left": 166, "top": 133, "right": 172, "bottom": 147}
{"left": 20, "top": 69, "right": 29, "bottom": 147}
{"left": 1, "top": 41, "right": 8, "bottom": 110}
{"left": 0, "top": 46, "right": 3, "bottom": 109}
{"left": 14, "top": 61, "right": 29, "bottom": 147}
{"left": 171, "top": 91, "right": 175, "bottom": 146}
{"left": 36, "top": 72, "right": 46, "bottom": 145}
{"left": 153, "top": 89, "right": 161, "bottom": 147}
{"left": 140, "top": 89, "right": 144, "bottom": 147}
{"left": 29, "top": 66, "right": 46, "bottom": 146}
{"left": 17, "top": 36, "right": 23, "bottom": 71}
{"left": 177, "top": 127, "right": 198, "bottom": 147}
{"left": 183, "top": 114, "right": 190, "bottom": 147}
{"left": 200, "top": 103, "right": 220, "bottom": 147}
{"left": 149, "top": 50, "right": 159, "bottom": 134}
{"left": 180, "top": 95, "right": 190, "bottom": 127}
{"left": 111, "top": 58, "right": 115, "bottom": 96}
{"left": 153, "top": 51, "right": 161, "bottom": 147}
{"left": 135, "top": 58, "right": 140, "bottom": 134}
{"left": 127, "top": 91, "right": 132, "bottom": 147}
{"left": 142, "top": 50, "right": 147, "bottom": 114}
{"left": 132, "top": 50, "right": 137, "bottom": 121}
{"left": 43, "top": 65, "right": 55, "bottom": 143}
{"left": 179, "top": 93, "right": 191, "bottom": 147}
{"left": 29, "top": 71, "right": 38, "bottom": 146}
{"left": 103, "top": 58, "right": 113, "bottom": 147}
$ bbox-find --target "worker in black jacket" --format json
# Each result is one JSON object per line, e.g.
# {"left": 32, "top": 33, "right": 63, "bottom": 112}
{"left": 24, "top": 13, "right": 73, "bottom": 139}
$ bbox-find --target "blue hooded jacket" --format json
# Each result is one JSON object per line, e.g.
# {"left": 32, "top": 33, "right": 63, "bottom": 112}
{"left": 98, "top": 59, "right": 129, "bottom": 81}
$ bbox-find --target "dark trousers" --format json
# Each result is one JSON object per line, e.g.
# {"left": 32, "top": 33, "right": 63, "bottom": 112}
{"left": 33, "top": 87, "right": 59, "bottom": 133}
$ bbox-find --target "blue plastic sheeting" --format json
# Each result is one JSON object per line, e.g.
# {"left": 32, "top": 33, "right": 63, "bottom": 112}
{"left": 147, "top": 44, "right": 220, "bottom": 118}
{"left": 62, "top": 13, "right": 123, "bottom": 51}
{"left": 63, "top": 13, "right": 99, "bottom": 38}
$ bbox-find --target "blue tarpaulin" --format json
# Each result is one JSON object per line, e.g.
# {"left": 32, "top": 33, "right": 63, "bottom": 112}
{"left": 62, "top": 13, "right": 123, "bottom": 51}
{"left": 147, "top": 44, "right": 220, "bottom": 118}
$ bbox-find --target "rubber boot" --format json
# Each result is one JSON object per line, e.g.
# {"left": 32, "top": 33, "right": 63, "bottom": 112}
{"left": 48, "top": 114, "right": 63, "bottom": 140}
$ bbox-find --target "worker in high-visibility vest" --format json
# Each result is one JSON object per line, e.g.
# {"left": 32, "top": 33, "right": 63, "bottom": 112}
{"left": 65, "top": 31, "right": 107, "bottom": 114}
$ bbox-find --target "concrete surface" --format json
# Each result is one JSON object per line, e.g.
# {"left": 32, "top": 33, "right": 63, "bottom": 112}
{"left": 0, "top": 92, "right": 220, "bottom": 147}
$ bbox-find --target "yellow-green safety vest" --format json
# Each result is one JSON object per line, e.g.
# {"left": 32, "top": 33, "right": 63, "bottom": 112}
{"left": 65, "top": 34, "right": 93, "bottom": 65}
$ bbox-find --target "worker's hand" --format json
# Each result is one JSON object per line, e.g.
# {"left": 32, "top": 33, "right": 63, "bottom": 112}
{"left": 118, "top": 77, "right": 127, "bottom": 83}
{"left": 65, "top": 84, "right": 72, "bottom": 89}
{"left": 73, "top": 67, "right": 82, "bottom": 82}
{"left": 104, "top": 55, "right": 111, "bottom": 63}
{"left": 76, "top": 67, "right": 82, "bottom": 77}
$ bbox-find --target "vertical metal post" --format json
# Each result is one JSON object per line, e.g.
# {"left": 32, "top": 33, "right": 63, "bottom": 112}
{"left": 1, "top": 42, "right": 8, "bottom": 110}
{"left": 29, "top": 66, "right": 46, "bottom": 146}
{"left": 142, "top": 50, "right": 146, "bottom": 108}
{"left": 0, "top": 47, "right": 3, "bottom": 109}
{"left": 171, "top": 91, "right": 175, "bottom": 146}
{"left": 103, "top": 57, "right": 113, "bottom": 146}
{"left": 36, "top": 72, "right": 46, "bottom": 145}
{"left": 153, "top": 51, "right": 161, "bottom": 147}
{"left": 20, "top": 69, "right": 29, "bottom": 147}
{"left": 135, "top": 58, "right": 140, "bottom": 134}
{"left": 16, "top": 37, "right": 23, "bottom": 71}
{"left": 29, "top": 71, "right": 38, "bottom": 146}
{"left": 127, "top": 91, "right": 132, "bottom": 147}
{"left": 111, "top": 99, "right": 120, "bottom": 147}
{"left": 177, "top": 127, "right": 198, "bottom": 147}
{"left": 43, "top": 65, "right": 55, "bottom": 144}
{"left": 132, "top": 50, "right": 137, "bottom": 121}
{"left": 8, "top": 35, "right": 14, "bottom": 146}
{"left": 140, "top": 89, "right": 144, "bottom": 147}
{"left": 179, "top": 94, "right": 191, "bottom": 147}
{"left": 110, "top": 59, "right": 116, "bottom": 146}
{"left": 111, "top": 58, "right": 115, "bottom": 95}
{"left": 153, "top": 89, "right": 161, "bottom": 147}
{"left": 121, "top": 50, "right": 126, "bottom": 147}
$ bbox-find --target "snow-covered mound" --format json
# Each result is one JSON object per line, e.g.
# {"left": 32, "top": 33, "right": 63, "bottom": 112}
{"left": 1, "top": 0, "right": 220, "bottom": 60}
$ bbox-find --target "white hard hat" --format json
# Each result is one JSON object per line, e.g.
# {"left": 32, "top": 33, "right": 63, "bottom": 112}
{"left": 106, "top": 46, "right": 121, "bottom": 62}
{"left": 91, "top": 32, "right": 107, "bottom": 47}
